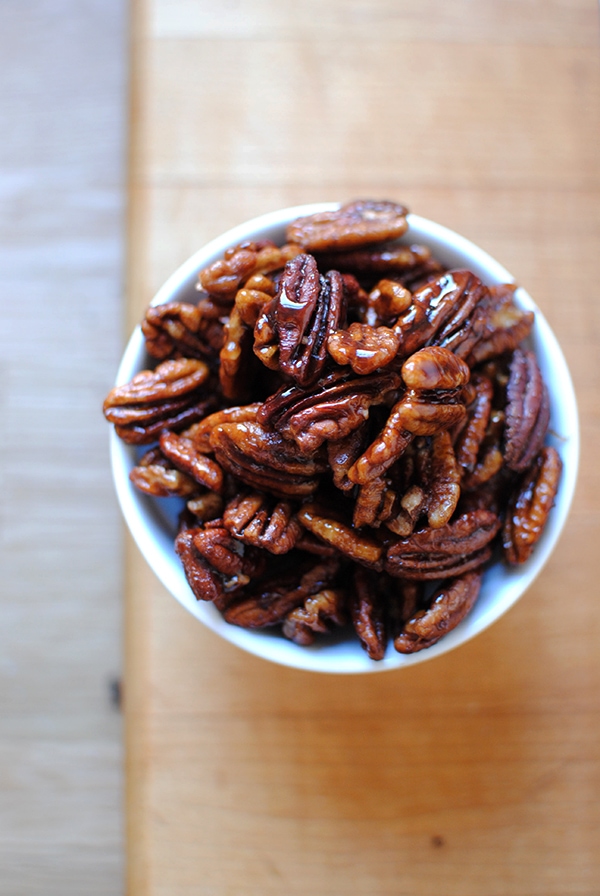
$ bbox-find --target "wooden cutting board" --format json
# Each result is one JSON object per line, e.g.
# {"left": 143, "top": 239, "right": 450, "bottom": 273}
{"left": 124, "top": 2, "right": 600, "bottom": 892}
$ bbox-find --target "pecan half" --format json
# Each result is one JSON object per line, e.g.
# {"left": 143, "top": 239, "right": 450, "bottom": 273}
{"left": 504, "top": 349, "right": 551, "bottom": 473}
{"left": 198, "top": 240, "right": 302, "bottom": 303}
{"left": 385, "top": 510, "right": 501, "bottom": 580}
{"left": 186, "top": 403, "right": 261, "bottom": 454}
{"left": 286, "top": 200, "right": 409, "bottom": 251}
{"left": 103, "top": 358, "right": 212, "bottom": 444}
{"left": 467, "top": 283, "right": 534, "bottom": 366}
{"left": 259, "top": 367, "right": 401, "bottom": 453}
{"left": 224, "top": 556, "right": 342, "bottom": 628}
{"left": 129, "top": 446, "right": 198, "bottom": 498}
{"left": 159, "top": 431, "right": 224, "bottom": 492}
{"left": 210, "top": 420, "right": 327, "bottom": 497}
{"left": 327, "top": 322, "right": 401, "bottom": 375}
{"left": 327, "top": 425, "right": 371, "bottom": 492}
{"left": 315, "top": 243, "right": 431, "bottom": 279}
{"left": 297, "top": 503, "right": 384, "bottom": 569}
{"left": 223, "top": 491, "right": 302, "bottom": 554}
{"left": 141, "top": 299, "right": 224, "bottom": 361}
{"left": 349, "top": 567, "right": 388, "bottom": 660}
{"left": 454, "top": 373, "right": 494, "bottom": 475}
{"left": 503, "top": 446, "right": 562, "bottom": 565}
{"left": 282, "top": 588, "right": 347, "bottom": 646}
{"left": 253, "top": 254, "right": 348, "bottom": 387}
{"left": 394, "top": 570, "right": 483, "bottom": 653}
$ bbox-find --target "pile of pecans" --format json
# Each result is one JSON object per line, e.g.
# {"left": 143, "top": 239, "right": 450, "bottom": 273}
{"left": 104, "top": 200, "right": 562, "bottom": 659}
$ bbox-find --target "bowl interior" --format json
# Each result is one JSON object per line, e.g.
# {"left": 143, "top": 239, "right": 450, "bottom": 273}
{"left": 111, "top": 205, "right": 579, "bottom": 673}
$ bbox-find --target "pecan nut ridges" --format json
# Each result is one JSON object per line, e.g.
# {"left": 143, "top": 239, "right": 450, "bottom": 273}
{"left": 209, "top": 420, "right": 327, "bottom": 498}
{"left": 129, "top": 446, "right": 198, "bottom": 498}
{"left": 103, "top": 358, "right": 212, "bottom": 444}
{"left": 253, "top": 253, "right": 347, "bottom": 387}
{"left": 297, "top": 503, "right": 384, "bottom": 569}
{"left": 282, "top": 588, "right": 347, "bottom": 646}
{"left": 467, "top": 283, "right": 534, "bottom": 366}
{"left": 159, "top": 431, "right": 224, "bottom": 493}
{"left": 223, "top": 491, "right": 303, "bottom": 554}
{"left": 504, "top": 348, "right": 550, "bottom": 473}
{"left": 394, "top": 570, "right": 483, "bottom": 653}
{"left": 503, "top": 446, "right": 562, "bottom": 565}
{"left": 141, "top": 300, "right": 224, "bottom": 361}
{"left": 327, "top": 322, "right": 401, "bottom": 375}
{"left": 198, "top": 240, "right": 302, "bottom": 303}
{"left": 286, "top": 200, "right": 409, "bottom": 251}
{"left": 393, "top": 269, "right": 490, "bottom": 358}
{"left": 349, "top": 567, "right": 388, "bottom": 660}
{"left": 385, "top": 509, "right": 501, "bottom": 580}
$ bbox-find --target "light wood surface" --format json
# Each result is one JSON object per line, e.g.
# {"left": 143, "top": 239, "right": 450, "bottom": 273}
{"left": 0, "top": 2, "right": 127, "bottom": 892}
{"left": 125, "top": 2, "right": 600, "bottom": 893}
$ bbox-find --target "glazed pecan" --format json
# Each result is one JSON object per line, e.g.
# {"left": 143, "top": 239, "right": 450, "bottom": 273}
{"left": 210, "top": 419, "right": 327, "bottom": 497}
{"left": 186, "top": 492, "right": 224, "bottom": 522}
{"left": 103, "top": 358, "right": 213, "bottom": 444}
{"left": 454, "top": 373, "right": 494, "bottom": 475}
{"left": 141, "top": 299, "right": 224, "bottom": 361}
{"left": 223, "top": 491, "right": 302, "bottom": 554}
{"left": 297, "top": 503, "right": 384, "bottom": 569}
{"left": 353, "top": 475, "right": 397, "bottom": 529}
{"left": 253, "top": 254, "right": 348, "bottom": 387}
{"left": 198, "top": 240, "right": 302, "bottom": 303}
{"left": 393, "top": 270, "right": 490, "bottom": 359}
{"left": 385, "top": 510, "right": 501, "bottom": 580}
{"left": 129, "top": 446, "right": 198, "bottom": 498}
{"left": 327, "top": 322, "right": 401, "bottom": 375}
{"left": 224, "top": 556, "right": 342, "bottom": 628}
{"left": 394, "top": 570, "right": 483, "bottom": 653}
{"left": 362, "top": 278, "right": 413, "bottom": 327}
{"left": 348, "top": 347, "right": 469, "bottom": 484}
{"left": 282, "top": 588, "right": 347, "bottom": 646}
{"left": 467, "top": 283, "right": 534, "bottom": 365}
{"left": 327, "top": 425, "right": 371, "bottom": 492}
{"left": 315, "top": 243, "right": 431, "bottom": 279}
{"left": 504, "top": 349, "right": 550, "bottom": 473}
{"left": 349, "top": 567, "right": 388, "bottom": 660}
{"left": 259, "top": 367, "right": 401, "bottom": 453}
{"left": 186, "top": 403, "right": 261, "bottom": 454}
{"left": 286, "top": 200, "right": 409, "bottom": 251}
{"left": 461, "top": 408, "right": 505, "bottom": 492}
{"left": 503, "top": 446, "right": 562, "bottom": 565}
{"left": 159, "top": 431, "right": 224, "bottom": 492}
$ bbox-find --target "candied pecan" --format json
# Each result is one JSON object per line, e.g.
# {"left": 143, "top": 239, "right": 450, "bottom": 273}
{"left": 198, "top": 240, "right": 302, "bottom": 303}
{"left": 315, "top": 243, "right": 431, "bottom": 278}
{"left": 348, "top": 347, "right": 469, "bottom": 485}
{"left": 175, "top": 528, "right": 224, "bottom": 605}
{"left": 394, "top": 570, "right": 483, "bottom": 653}
{"left": 454, "top": 373, "right": 494, "bottom": 475}
{"left": 419, "top": 431, "right": 461, "bottom": 529}
{"left": 210, "top": 420, "right": 327, "bottom": 497}
{"left": 297, "top": 503, "right": 384, "bottom": 569}
{"left": 223, "top": 491, "right": 302, "bottom": 554}
{"left": 504, "top": 349, "right": 550, "bottom": 473}
{"left": 224, "top": 556, "right": 342, "bottom": 628}
{"left": 363, "top": 278, "right": 413, "bottom": 326}
{"left": 259, "top": 367, "right": 401, "bottom": 453}
{"left": 327, "top": 322, "right": 401, "bottom": 375}
{"left": 503, "top": 446, "right": 562, "bottom": 565}
{"left": 129, "top": 446, "right": 198, "bottom": 498}
{"left": 282, "top": 588, "right": 347, "bottom": 646}
{"left": 393, "top": 270, "right": 490, "bottom": 359}
{"left": 467, "top": 283, "right": 534, "bottom": 366}
{"left": 353, "top": 475, "right": 397, "bottom": 529}
{"left": 388, "top": 579, "right": 425, "bottom": 635}
{"left": 349, "top": 567, "right": 387, "bottom": 660}
{"left": 286, "top": 200, "right": 409, "bottom": 251}
{"left": 159, "top": 431, "right": 224, "bottom": 492}
{"left": 253, "top": 254, "right": 348, "bottom": 387}
{"left": 186, "top": 403, "right": 261, "bottom": 454}
{"left": 141, "top": 299, "right": 224, "bottom": 361}
{"left": 103, "top": 358, "right": 213, "bottom": 444}
{"left": 385, "top": 510, "right": 500, "bottom": 580}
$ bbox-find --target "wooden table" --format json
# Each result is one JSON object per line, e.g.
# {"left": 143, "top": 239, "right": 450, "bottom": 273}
{"left": 125, "top": 2, "right": 600, "bottom": 892}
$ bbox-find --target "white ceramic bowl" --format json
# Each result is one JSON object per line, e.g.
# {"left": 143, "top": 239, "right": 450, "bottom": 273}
{"left": 110, "top": 204, "right": 579, "bottom": 673}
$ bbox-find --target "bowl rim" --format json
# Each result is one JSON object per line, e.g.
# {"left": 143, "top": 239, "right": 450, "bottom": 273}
{"left": 110, "top": 204, "right": 580, "bottom": 674}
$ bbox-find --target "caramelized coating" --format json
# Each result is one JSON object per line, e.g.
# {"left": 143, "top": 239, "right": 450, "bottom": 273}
{"left": 283, "top": 589, "right": 347, "bottom": 646}
{"left": 286, "top": 200, "right": 409, "bottom": 251}
{"left": 394, "top": 571, "right": 483, "bottom": 653}
{"left": 142, "top": 299, "right": 224, "bottom": 361}
{"left": 327, "top": 323, "right": 401, "bottom": 375}
{"left": 503, "top": 446, "right": 562, "bottom": 565}
{"left": 223, "top": 491, "right": 303, "bottom": 554}
{"left": 349, "top": 567, "right": 388, "bottom": 660}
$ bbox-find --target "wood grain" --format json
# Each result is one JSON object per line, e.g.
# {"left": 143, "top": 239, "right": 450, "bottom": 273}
{"left": 125, "top": 1, "right": 600, "bottom": 893}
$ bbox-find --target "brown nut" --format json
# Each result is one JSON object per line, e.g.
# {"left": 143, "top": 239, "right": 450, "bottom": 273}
{"left": 297, "top": 503, "right": 384, "bottom": 569}
{"left": 129, "top": 446, "right": 199, "bottom": 498}
{"left": 467, "top": 283, "right": 534, "bottom": 366}
{"left": 159, "top": 431, "right": 224, "bottom": 493}
{"left": 327, "top": 322, "right": 401, "bottom": 375}
{"left": 504, "top": 349, "right": 550, "bottom": 473}
{"left": 503, "top": 446, "right": 562, "bottom": 565}
{"left": 198, "top": 240, "right": 302, "bottom": 303}
{"left": 314, "top": 244, "right": 431, "bottom": 280}
{"left": 394, "top": 570, "right": 483, "bottom": 653}
{"left": 385, "top": 510, "right": 501, "bottom": 580}
{"left": 286, "top": 200, "right": 409, "bottom": 251}
{"left": 282, "top": 589, "right": 347, "bottom": 646}
{"left": 141, "top": 299, "right": 224, "bottom": 361}
{"left": 349, "top": 567, "right": 388, "bottom": 660}
{"left": 223, "top": 491, "right": 303, "bottom": 555}
{"left": 186, "top": 403, "right": 261, "bottom": 454}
